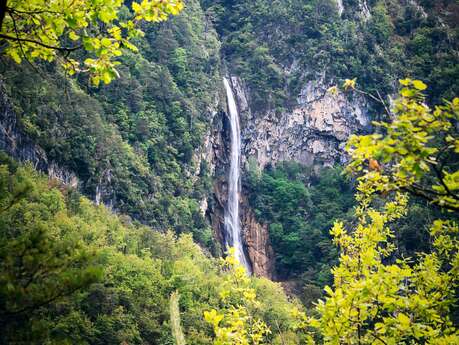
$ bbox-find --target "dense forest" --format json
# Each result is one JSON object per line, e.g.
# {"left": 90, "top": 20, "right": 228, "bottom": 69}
{"left": 0, "top": 0, "right": 458, "bottom": 344}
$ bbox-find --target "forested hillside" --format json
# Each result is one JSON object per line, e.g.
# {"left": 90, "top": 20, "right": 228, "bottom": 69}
{"left": 0, "top": 153, "right": 299, "bottom": 344}
{"left": 1, "top": 0, "right": 221, "bottom": 247}
{"left": 0, "top": 0, "right": 458, "bottom": 344}
{"left": 204, "top": 0, "right": 458, "bottom": 112}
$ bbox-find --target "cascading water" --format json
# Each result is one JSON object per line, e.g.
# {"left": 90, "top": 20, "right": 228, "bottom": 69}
{"left": 223, "top": 77, "right": 251, "bottom": 273}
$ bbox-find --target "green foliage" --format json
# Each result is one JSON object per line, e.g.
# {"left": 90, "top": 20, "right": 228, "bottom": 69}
{"left": 204, "top": 249, "right": 271, "bottom": 345}
{"left": 246, "top": 163, "right": 355, "bottom": 287}
{"left": 203, "top": 0, "right": 458, "bottom": 112}
{"left": 204, "top": 248, "right": 300, "bottom": 344}
{"left": 0, "top": 156, "right": 300, "bottom": 344}
{"left": 0, "top": 157, "right": 102, "bottom": 343}
{"left": 296, "top": 83, "right": 459, "bottom": 344}
{"left": 346, "top": 79, "right": 459, "bottom": 211}
{"left": 1, "top": 0, "right": 220, "bottom": 247}
{"left": 301, "top": 195, "right": 459, "bottom": 344}
{"left": 1, "top": 0, "right": 184, "bottom": 84}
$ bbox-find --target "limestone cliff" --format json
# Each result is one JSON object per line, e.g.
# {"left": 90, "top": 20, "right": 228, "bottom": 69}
{"left": 233, "top": 77, "right": 370, "bottom": 170}
{"left": 240, "top": 196, "right": 275, "bottom": 278}
{"left": 209, "top": 75, "right": 371, "bottom": 278}
{"left": 1, "top": 66, "right": 368, "bottom": 279}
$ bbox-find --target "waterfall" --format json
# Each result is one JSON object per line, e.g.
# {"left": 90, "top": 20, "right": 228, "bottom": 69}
{"left": 335, "top": 0, "right": 344, "bottom": 16}
{"left": 223, "top": 77, "right": 251, "bottom": 273}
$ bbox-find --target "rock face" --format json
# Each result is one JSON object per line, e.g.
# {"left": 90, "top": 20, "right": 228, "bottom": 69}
{"left": 241, "top": 196, "right": 275, "bottom": 278}
{"left": 215, "top": 76, "right": 371, "bottom": 278}
{"left": 1, "top": 65, "right": 367, "bottom": 280}
{"left": 198, "top": 92, "right": 234, "bottom": 257}
{"left": 0, "top": 80, "right": 78, "bottom": 187}
{"left": 0, "top": 79, "right": 46, "bottom": 170}
{"left": 233, "top": 77, "right": 370, "bottom": 170}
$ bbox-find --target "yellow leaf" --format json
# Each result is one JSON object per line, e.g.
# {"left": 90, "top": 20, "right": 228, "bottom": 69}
{"left": 132, "top": 2, "right": 142, "bottom": 14}
{"left": 69, "top": 31, "right": 80, "bottom": 41}
{"left": 102, "top": 71, "right": 112, "bottom": 84}
{"left": 343, "top": 78, "right": 357, "bottom": 90}
{"left": 9, "top": 50, "right": 22, "bottom": 64}
{"left": 327, "top": 86, "right": 339, "bottom": 95}
{"left": 397, "top": 313, "right": 411, "bottom": 330}
{"left": 399, "top": 78, "right": 411, "bottom": 86}
{"left": 412, "top": 80, "right": 427, "bottom": 91}
{"left": 101, "top": 38, "right": 112, "bottom": 47}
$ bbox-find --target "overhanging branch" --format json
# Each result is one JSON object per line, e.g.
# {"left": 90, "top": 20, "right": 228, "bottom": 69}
{"left": 0, "top": 33, "right": 81, "bottom": 52}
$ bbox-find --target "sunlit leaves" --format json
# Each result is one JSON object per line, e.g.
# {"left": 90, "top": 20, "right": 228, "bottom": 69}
{"left": 302, "top": 193, "right": 459, "bottom": 344}
{"left": 204, "top": 249, "right": 271, "bottom": 344}
{"left": 1, "top": 0, "right": 184, "bottom": 85}
{"left": 296, "top": 81, "right": 459, "bottom": 344}
{"left": 346, "top": 80, "right": 459, "bottom": 211}
{"left": 342, "top": 78, "right": 357, "bottom": 91}
{"left": 132, "top": 0, "right": 184, "bottom": 21}
{"left": 327, "top": 85, "right": 339, "bottom": 95}
{"left": 412, "top": 79, "right": 428, "bottom": 91}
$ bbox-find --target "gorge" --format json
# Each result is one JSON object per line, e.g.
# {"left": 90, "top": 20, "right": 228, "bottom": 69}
{"left": 0, "top": 0, "right": 458, "bottom": 343}
{"left": 1, "top": 0, "right": 457, "bottom": 281}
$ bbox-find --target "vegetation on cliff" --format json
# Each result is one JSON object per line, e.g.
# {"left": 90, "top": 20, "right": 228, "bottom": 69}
{"left": 1, "top": 0, "right": 220, "bottom": 248}
{"left": 299, "top": 81, "right": 459, "bottom": 344}
{"left": 203, "top": 0, "right": 458, "bottom": 112}
{"left": 246, "top": 164, "right": 354, "bottom": 288}
{"left": 1, "top": 0, "right": 458, "bottom": 344}
{"left": 1, "top": 82, "right": 457, "bottom": 344}
{"left": 205, "top": 82, "right": 459, "bottom": 344}
{"left": 1, "top": 0, "right": 457, "bottom": 251}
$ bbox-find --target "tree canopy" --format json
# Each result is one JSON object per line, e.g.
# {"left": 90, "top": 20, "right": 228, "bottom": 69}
{"left": 0, "top": 154, "right": 300, "bottom": 344}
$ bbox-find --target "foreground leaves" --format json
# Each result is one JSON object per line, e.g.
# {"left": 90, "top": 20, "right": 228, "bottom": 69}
{"left": 296, "top": 82, "right": 459, "bottom": 344}
{"left": 1, "top": 0, "right": 184, "bottom": 84}
{"left": 204, "top": 248, "right": 271, "bottom": 345}
{"left": 346, "top": 79, "right": 459, "bottom": 211}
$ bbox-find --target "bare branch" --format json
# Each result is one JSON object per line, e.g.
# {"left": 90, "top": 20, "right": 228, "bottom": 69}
{"left": 0, "top": 33, "right": 81, "bottom": 52}
{"left": 6, "top": 6, "right": 62, "bottom": 16}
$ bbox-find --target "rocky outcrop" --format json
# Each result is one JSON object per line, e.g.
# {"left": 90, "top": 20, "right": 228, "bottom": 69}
{"left": 208, "top": 130, "right": 275, "bottom": 278}
{"left": 0, "top": 79, "right": 78, "bottom": 187}
{"left": 0, "top": 80, "right": 46, "bottom": 170}
{"left": 219, "top": 75, "right": 371, "bottom": 279}
{"left": 232, "top": 77, "right": 370, "bottom": 170}
{"left": 210, "top": 174, "right": 228, "bottom": 254}
{"left": 241, "top": 197, "right": 274, "bottom": 278}
{"left": 199, "top": 96, "right": 233, "bottom": 256}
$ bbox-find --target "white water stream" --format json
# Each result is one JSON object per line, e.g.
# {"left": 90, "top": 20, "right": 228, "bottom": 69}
{"left": 223, "top": 77, "right": 251, "bottom": 273}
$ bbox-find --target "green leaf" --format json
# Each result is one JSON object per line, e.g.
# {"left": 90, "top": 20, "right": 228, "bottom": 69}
{"left": 101, "top": 38, "right": 112, "bottom": 47}
{"left": 9, "top": 50, "right": 22, "bottom": 63}
{"left": 401, "top": 88, "right": 415, "bottom": 98}
{"left": 69, "top": 31, "right": 80, "bottom": 41}
{"left": 397, "top": 313, "right": 411, "bottom": 330}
